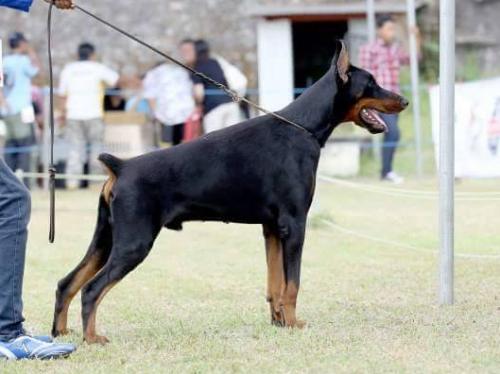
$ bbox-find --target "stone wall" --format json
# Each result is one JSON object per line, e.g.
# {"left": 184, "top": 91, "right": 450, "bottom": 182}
{"left": 1, "top": 0, "right": 260, "bottom": 84}
{"left": 1, "top": 0, "right": 499, "bottom": 87}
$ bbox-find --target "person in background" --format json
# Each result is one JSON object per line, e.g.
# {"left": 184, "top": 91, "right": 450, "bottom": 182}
{"left": 0, "top": 0, "right": 76, "bottom": 361}
{"left": 188, "top": 39, "right": 242, "bottom": 134}
{"left": 59, "top": 42, "right": 120, "bottom": 189}
{"left": 125, "top": 76, "right": 152, "bottom": 116}
{"left": 143, "top": 42, "right": 196, "bottom": 146}
{"left": 359, "top": 14, "right": 421, "bottom": 184}
{"left": 1, "top": 32, "right": 40, "bottom": 187}
{"left": 179, "top": 39, "right": 197, "bottom": 69}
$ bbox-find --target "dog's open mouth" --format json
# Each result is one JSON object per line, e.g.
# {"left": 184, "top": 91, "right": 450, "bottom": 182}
{"left": 360, "top": 108, "right": 388, "bottom": 133}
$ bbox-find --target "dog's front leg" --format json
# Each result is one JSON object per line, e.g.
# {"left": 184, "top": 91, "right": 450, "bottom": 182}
{"left": 279, "top": 218, "right": 306, "bottom": 329}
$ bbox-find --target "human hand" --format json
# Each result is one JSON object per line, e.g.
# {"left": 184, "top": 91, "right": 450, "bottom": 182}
{"left": 409, "top": 26, "right": 421, "bottom": 37}
{"left": 44, "top": 0, "right": 75, "bottom": 10}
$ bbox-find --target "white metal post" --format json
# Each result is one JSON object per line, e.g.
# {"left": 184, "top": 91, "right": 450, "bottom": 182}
{"left": 366, "top": 0, "right": 380, "bottom": 158}
{"left": 366, "top": 0, "right": 376, "bottom": 43}
{"left": 406, "top": 0, "right": 423, "bottom": 177}
{"left": 439, "top": 0, "right": 455, "bottom": 305}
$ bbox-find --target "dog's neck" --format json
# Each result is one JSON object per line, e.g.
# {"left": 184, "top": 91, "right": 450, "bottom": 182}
{"left": 278, "top": 68, "right": 345, "bottom": 147}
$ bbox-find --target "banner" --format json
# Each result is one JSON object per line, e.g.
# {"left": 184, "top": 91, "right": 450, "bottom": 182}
{"left": 429, "top": 77, "right": 500, "bottom": 178}
{"left": 0, "top": 39, "right": 3, "bottom": 87}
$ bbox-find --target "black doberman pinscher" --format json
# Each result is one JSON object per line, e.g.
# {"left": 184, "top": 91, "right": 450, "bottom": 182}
{"left": 52, "top": 40, "right": 408, "bottom": 344}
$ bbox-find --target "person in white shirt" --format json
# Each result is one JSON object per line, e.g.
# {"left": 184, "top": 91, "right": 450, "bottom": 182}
{"left": 143, "top": 54, "right": 195, "bottom": 146}
{"left": 59, "top": 42, "right": 120, "bottom": 189}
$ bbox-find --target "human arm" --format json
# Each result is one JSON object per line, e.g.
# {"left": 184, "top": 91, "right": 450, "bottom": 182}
{"left": 25, "top": 44, "right": 41, "bottom": 74}
{"left": 142, "top": 70, "right": 159, "bottom": 117}
{"left": 193, "top": 83, "right": 204, "bottom": 106}
{"left": 0, "top": 0, "right": 33, "bottom": 12}
{"left": 398, "top": 27, "right": 422, "bottom": 65}
{"left": 0, "top": 0, "right": 73, "bottom": 11}
{"left": 57, "top": 67, "right": 68, "bottom": 120}
{"left": 0, "top": 90, "right": 6, "bottom": 109}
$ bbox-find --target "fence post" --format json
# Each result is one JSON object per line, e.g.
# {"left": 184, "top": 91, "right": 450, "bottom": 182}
{"left": 439, "top": 0, "right": 455, "bottom": 305}
{"left": 366, "top": 0, "right": 381, "bottom": 161}
{"left": 406, "top": 0, "right": 423, "bottom": 177}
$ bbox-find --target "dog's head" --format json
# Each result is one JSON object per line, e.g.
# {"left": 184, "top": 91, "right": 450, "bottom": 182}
{"left": 332, "top": 40, "right": 409, "bottom": 134}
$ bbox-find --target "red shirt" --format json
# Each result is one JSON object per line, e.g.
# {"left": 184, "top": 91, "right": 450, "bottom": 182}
{"left": 359, "top": 38, "right": 410, "bottom": 94}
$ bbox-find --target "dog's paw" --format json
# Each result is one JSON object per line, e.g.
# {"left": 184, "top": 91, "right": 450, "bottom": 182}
{"left": 283, "top": 319, "right": 307, "bottom": 329}
{"left": 52, "top": 327, "right": 74, "bottom": 337}
{"left": 84, "top": 334, "right": 110, "bottom": 345}
{"left": 292, "top": 319, "right": 307, "bottom": 329}
{"left": 269, "top": 303, "right": 285, "bottom": 327}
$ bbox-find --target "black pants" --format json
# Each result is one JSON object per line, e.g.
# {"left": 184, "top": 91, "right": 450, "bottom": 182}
{"left": 4, "top": 137, "right": 34, "bottom": 188}
{"left": 380, "top": 114, "right": 400, "bottom": 178}
{"left": 161, "top": 123, "right": 185, "bottom": 146}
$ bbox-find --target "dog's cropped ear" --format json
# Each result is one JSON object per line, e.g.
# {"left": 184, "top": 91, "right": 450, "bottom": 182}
{"left": 334, "top": 40, "right": 350, "bottom": 84}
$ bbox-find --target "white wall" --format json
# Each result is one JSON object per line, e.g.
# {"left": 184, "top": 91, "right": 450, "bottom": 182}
{"left": 257, "top": 19, "right": 295, "bottom": 112}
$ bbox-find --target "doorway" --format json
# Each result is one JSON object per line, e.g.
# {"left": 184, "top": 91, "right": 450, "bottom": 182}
{"left": 292, "top": 21, "right": 348, "bottom": 94}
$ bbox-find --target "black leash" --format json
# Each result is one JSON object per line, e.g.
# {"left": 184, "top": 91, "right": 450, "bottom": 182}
{"left": 46, "top": 3, "right": 314, "bottom": 243}
{"left": 47, "top": 2, "right": 56, "bottom": 243}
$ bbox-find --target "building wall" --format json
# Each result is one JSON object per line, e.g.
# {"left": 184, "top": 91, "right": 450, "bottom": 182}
{"left": 0, "top": 0, "right": 401, "bottom": 88}
{"left": 0, "top": 0, "right": 258, "bottom": 84}
{"left": 2, "top": 0, "right": 497, "bottom": 87}
{"left": 455, "top": 0, "right": 500, "bottom": 77}
{"left": 422, "top": 0, "right": 500, "bottom": 78}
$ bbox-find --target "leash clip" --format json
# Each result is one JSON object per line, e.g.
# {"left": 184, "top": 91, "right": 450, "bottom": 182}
{"left": 226, "top": 88, "right": 241, "bottom": 104}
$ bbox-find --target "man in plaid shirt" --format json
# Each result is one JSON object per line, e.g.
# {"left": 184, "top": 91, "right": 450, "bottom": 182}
{"left": 359, "top": 14, "right": 421, "bottom": 183}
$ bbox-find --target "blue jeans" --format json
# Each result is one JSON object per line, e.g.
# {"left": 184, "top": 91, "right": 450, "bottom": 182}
{"left": 0, "top": 157, "right": 30, "bottom": 341}
{"left": 380, "top": 114, "right": 400, "bottom": 178}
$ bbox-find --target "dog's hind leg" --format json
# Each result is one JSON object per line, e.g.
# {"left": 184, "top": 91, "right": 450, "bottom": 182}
{"left": 279, "top": 217, "right": 306, "bottom": 328}
{"left": 52, "top": 196, "right": 112, "bottom": 337}
{"left": 81, "top": 212, "right": 161, "bottom": 345}
{"left": 263, "top": 224, "right": 285, "bottom": 326}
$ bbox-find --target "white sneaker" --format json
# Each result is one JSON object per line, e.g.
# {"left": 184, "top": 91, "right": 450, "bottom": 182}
{"left": 382, "top": 171, "right": 404, "bottom": 184}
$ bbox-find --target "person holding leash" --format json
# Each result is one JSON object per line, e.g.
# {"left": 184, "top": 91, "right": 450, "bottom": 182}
{"left": 0, "top": 0, "right": 76, "bottom": 360}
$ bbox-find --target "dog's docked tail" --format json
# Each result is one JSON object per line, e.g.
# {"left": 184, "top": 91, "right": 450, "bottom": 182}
{"left": 98, "top": 153, "right": 124, "bottom": 204}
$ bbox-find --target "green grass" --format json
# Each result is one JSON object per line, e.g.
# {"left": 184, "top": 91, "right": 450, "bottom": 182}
{"left": 5, "top": 181, "right": 500, "bottom": 373}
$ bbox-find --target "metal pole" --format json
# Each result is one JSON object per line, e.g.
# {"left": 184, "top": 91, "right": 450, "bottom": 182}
{"left": 366, "top": 0, "right": 380, "bottom": 159}
{"left": 367, "top": 0, "right": 376, "bottom": 43}
{"left": 439, "top": 0, "right": 455, "bottom": 305}
{"left": 406, "top": 0, "right": 423, "bottom": 177}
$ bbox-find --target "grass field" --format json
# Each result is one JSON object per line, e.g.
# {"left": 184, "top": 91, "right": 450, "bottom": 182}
{"left": 4, "top": 177, "right": 499, "bottom": 373}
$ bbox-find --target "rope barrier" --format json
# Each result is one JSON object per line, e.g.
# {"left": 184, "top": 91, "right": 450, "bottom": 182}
{"left": 16, "top": 171, "right": 107, "bottom": 182}
{"left": 320, "top": 219, "right": 500, "bottom": 260}
{"left": 318, "top": 175, "right": 500, "bottom": 200}
{"left": 11, "top": 172, "right": 499, "bottom": 260}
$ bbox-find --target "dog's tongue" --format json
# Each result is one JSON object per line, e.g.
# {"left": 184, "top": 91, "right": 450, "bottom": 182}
{"left": 366, "top": 109, "right": 388, "bottom": 131}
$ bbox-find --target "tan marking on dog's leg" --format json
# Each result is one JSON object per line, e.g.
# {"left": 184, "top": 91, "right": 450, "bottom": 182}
{"left": 264, "top": 227, "right": 285, "bottom": 326}
{"left": 84, "top": 281, "right": 117, "bottom": 345}
{"left": 54, "top": 255, "right": 102, "bottom": 335}
{"left": 282, "top": 280, "right": 305, "bottom": 329}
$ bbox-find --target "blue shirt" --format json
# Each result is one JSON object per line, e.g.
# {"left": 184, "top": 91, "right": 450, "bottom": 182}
{"left": 0, "top": 0, "right": 33, "bottom": 12}
{"left": 3, "top": 54, "right": 39, "bottom": 114}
